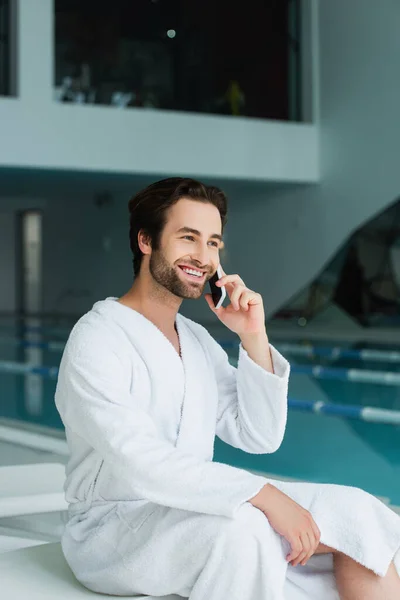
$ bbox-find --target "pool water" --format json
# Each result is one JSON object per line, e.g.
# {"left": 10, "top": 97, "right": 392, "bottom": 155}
{"left": 216, "top": 347, "right": 400, "bottom": 506}
{"left": 1, "top": 329, "right": 399, "bottom": 507}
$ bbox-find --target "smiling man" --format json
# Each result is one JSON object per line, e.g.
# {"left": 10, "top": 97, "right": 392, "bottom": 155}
{"left": 55, "top": 178, "right": 400, "bottom": 600}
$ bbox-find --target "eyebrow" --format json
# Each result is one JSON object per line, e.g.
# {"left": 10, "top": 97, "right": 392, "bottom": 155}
{"left": 176, "top": 226, "right": 223, "bottom": 242}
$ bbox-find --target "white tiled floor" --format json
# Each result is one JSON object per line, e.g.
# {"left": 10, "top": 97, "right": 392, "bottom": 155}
{"left": 0, "top": 528, "right": 48, "bottom": 553}
{"left": 0, "top": 440, "right": 68, "bottom": 467}
{"left": 0, "top": 440, "right": 67, "bottom": 552}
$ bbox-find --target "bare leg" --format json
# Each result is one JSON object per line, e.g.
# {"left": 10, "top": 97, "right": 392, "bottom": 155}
{"left": 314, "top": 543, "right": 400, "bottom": 600}
{"left": 334, "top": 555, "right": 400, "bottom": 600}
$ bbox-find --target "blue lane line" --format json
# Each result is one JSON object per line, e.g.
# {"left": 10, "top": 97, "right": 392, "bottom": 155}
{"left": 0, "top": 325, "right": 71, "bottom": 336}
{"left": 3, "top": 337, "right": 400, "bottom": 365}
{"left": 288, "top": 398, "right": 400, "bottom": 425}
{"left": 2, "top": 340, "right": 400, "bottom": 385}
{"left": 0, "top": 361, "right": 59, "bottom": 378}
{"left": 219, "top": 340, "right": 400, "bottom": 363}
{"left": 289, "top": 398, "right": 364, "bottom": 419}
{"left": 289, "top": 364, "right": 400, "bottom": 385}
{"left": 226, "top": 347, "right": 400, "bottom": 386}
{"left": 276, "top": 343, "right": 400, "bottom": 364}
{"left": 1, "top": 361, "right": 400, "bottom": 425}
{"left": 0, "top": 338, "right": 67, "bottom": 352}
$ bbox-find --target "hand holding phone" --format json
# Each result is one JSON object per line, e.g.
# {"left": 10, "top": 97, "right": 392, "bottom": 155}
{"left": 205, "top": 266, "right": 267, "bottom": 337}
{"left": 208, "top": 264, "right": 227, "bottom": 309}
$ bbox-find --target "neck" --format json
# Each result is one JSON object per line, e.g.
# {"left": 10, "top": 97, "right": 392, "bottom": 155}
{"left": 118, "top": 273, "right": 182, "bottom": 334}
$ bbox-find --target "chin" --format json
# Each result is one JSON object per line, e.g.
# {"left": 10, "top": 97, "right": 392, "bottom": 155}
{"left": 182, "top": 288, "right": 204, "bottom": 301}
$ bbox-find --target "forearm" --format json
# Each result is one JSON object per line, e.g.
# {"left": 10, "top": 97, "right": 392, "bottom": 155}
{"left": 239, "top": 331, "right": 274, "bottom": 374}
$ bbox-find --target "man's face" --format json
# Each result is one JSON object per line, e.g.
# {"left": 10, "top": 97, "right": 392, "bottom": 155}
{"left": 149, "top": 198, "right": 223, "bottom": 300}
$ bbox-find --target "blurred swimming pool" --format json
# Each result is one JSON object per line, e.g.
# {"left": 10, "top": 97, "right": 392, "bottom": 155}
{"left": 0, "top": 324, "right": 399, "bottom": 507}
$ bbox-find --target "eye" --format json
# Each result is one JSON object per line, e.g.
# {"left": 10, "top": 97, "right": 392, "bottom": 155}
{"left": 208, "top": 241, "right": 219, "bottom": 247}
{"left": 183, "top": 235, "right": 195, "bottom": 241}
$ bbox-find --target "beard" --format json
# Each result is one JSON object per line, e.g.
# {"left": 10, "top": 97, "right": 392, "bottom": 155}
{"left": 149, "top": 249, "right": 210, "bottom": 300}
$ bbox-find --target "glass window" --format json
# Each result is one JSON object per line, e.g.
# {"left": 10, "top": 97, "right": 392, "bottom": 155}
{"left": 0, "top": 0, "right": 12, "bottom": 96}
{"left": 271, "top": 199, "right": 400, "bottom": 330}
{"left": 54, "top": 0, "right": 303, "bottom": 121}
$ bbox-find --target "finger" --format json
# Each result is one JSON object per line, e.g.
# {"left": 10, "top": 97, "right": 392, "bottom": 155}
{"left": 291, "top": 532, "right": 310, "bottom": 567}
{"left": 229, "top": 285, "right": 246, "bottom": 311}
{"left": 286, "top": 538, "right": 302, "bottom": 563}
{"left": 310, "top": 519, "right": 321, "bottom": 547}
{"left": 217, "top": 274, "right": 245, "bottom": 288}
{"left": 220, "top": 279, "right": 247, "bottom": 304}
{"left": 292, "top": 531, "right": 311, "bottom": 567}
{"left": 291, "top": 551, "right": 306, "bottom": 568}
{"left": 239, "top": 291, "right": 255, "bottom": 312}
{"left": 300, "top": 532, "right": 315, "bottom": 566}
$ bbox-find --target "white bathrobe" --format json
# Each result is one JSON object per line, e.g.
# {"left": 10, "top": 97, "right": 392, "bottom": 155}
{"left": 55, "top": 297, "right": 400, "bottom": 600}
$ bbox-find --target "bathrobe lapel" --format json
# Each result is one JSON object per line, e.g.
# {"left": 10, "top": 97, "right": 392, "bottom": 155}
{"left": 174, "top": 315, "right": 217, "bottom": 461}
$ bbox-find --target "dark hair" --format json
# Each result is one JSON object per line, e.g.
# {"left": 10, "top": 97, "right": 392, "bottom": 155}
{"left": 128, "top": 177, "right": 228, "bottom": 276}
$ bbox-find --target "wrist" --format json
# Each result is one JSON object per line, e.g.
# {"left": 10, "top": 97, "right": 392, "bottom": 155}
{"left": 239, "top": 331, "right": 274, "bottom": 373}
{"left": 248, "top": 482, "right": 275, "bottom": 510}
{"left": 239, "top": 330, "right": 268, "bottom": 347}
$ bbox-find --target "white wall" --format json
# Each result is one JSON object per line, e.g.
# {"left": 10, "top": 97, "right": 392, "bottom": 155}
{"left": 42, "top": 190, "right": 131, "bottom": 315}
{"left": 33, "top": 178, "right": 303, "bottom": 322}
{"left": 0, "top": 0, "right": 319, "bottom": 184}
{"left": 0, "top": 175, "right": 295, "bottom": 320}
{"left": 33, "top": 177, "right": 278, "bottom": 317}
{"left": 186, "top": 0, "right": 400, "bottom": 322}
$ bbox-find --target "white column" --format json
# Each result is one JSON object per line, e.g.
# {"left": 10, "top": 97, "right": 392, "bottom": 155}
{"left": 300, "top": 0, "right": 320, "bottom": 124}
{"left": 17, "top": 0, "right": 53, "bottom": 103}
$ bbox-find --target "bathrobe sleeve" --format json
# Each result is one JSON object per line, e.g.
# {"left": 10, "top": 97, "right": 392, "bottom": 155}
{"left": 205, "top": 334, "right": 290, "bottom": 453}
{"left": 55, "top": 323, "right": 270, "bottom": 519}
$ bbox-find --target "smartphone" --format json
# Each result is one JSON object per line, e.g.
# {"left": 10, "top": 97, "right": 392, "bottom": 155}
{"left": 209, "top": 264, "right": 226, "bottom": 309}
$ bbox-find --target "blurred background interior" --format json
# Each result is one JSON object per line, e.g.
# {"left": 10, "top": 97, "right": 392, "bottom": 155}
{"left": 0, "top": 0, "right": 399, "bottom": 555}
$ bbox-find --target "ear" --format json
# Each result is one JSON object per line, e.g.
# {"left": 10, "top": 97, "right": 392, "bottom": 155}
{"left": 138, "top": 230, "right": 152, "bottom": 255}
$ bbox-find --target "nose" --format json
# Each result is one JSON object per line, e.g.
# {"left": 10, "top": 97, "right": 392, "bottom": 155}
{"left": 190, "top": 241, "right": 211, "bottom": 270}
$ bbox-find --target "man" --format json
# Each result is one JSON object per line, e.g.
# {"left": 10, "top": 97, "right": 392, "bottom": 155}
{"left": 55, "top": 178, "right": 400, "bottom": 600}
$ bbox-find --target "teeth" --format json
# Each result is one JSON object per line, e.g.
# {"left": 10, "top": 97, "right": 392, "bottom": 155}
{"left": 182, "top": 267, "right": 203, "bottom": 277}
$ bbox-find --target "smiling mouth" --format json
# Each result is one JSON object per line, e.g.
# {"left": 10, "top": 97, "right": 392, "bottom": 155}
{"left": 178, "top": 266, "right": 207, "bottom": 282}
